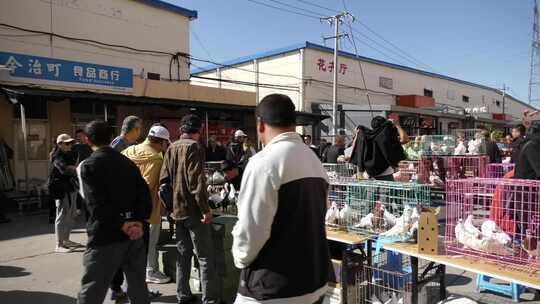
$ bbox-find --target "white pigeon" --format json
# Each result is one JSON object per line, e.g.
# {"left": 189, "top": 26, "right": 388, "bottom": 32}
{"left": 393, "top": 171, "right": 402, "bottom": 180}
{"left": 211, "top": 171, "right": 225, "bottom": 184}
{"left": 219, "top": 188, "right": 227, "bottom": 200}
{"left": 456, "top": 218, "right": 512, "bottom": 255}
{"left": 432, "top": 161, "right": 439, "bottom": 171}
{"left": 355, "top": 213, "right": 374, "bottom": 229}
{"left": 468, "top": 139, "right": 481, "bottom": 155}
{"left": 454, "top": 141, "right": 467, "bottom": 155}
{"left": 325, "top": 202, "right": 339, "bottom": 225}
{"left": 441, "top": 145, "right": 450, "bottom": 154}
{"left": 381, "top": 206, "right": 413, "bottom": 237}
{"left": 383, "top": 207, "right": 397, "bottom": 227}
{"left": 410, "top": 206, "right": 420, "bottom": 221}
{"left": 408, "top": 162, "right": 415, "bottom": 171}
{"left": 228, "top": 184, "right": 237, "bottom": 203}
{"left": 464, "top": 215, "right": 481, "bottom": 238}
{"left": 481, "top": 220, "right": 511, "bottom": 246}
{"left": 437, "top": 295, "right": 478, "bottom": 304}
{"left": 338, "top": 204, "right": 349, "bottom": 225}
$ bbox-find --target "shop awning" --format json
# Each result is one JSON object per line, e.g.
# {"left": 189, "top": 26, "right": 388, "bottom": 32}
{"left": 295, "top": 111, "right": 330, "bottom": 126}
{"left": 1, "top": 85, "right": 255, "bottom": 111}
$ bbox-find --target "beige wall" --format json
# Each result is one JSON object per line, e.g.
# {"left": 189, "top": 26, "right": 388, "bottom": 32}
{"left": 0, "top": 0, "right": 191, "bottom": 83}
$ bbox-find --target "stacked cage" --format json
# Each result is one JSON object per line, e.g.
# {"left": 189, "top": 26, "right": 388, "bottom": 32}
{"left": 356, "top": 250, "right": 411, "bottom": 304}
{"left": 404, "top": 135, "right": 457, "bottom": 160}
{"left": 486, "top": 163, "right": 515, "bottom": 178}
{"left": 394, "top": 161, "right": 421, "bottom": 183}
{"left": 205, "top": 161, "right": 238, "bottom": 215}
{"left": 445, "top": 178, "right": 540, "bottom": 272}
{"left": 323, "top": 163, "right": 359, "bottom": 184}
{"left": 446, "top": 155, "right": 488, "bottom": 180}
{"left": 345, "top": 181, "right": 431, "bottom": 237}
{"left": 452, "top": 129, "right": 483, "bottom": 141}
{"left": 418, "top": 156, "right": 448, "bottom": 187}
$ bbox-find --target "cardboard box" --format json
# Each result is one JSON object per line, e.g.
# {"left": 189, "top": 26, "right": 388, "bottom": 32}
{"left": 418, "top": 207, "right": 439, "bottom": 254}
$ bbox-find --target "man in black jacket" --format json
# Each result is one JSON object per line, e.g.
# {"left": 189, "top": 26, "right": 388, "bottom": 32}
{"left": 77, "top": 120, "right": 152, "bottom": 304}
{"left": 510, "top": 124, "right": 527, "bottom": 163}
{"left": 515, "top": 122, "right": 540, "bottom": 180}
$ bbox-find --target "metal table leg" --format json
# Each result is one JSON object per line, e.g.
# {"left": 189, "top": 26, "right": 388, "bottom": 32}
{"left": 411, "top": 256, "right": 419, "bottom": 304}
{"left": 439, "top": 264, "right": 447, "bottom": 301}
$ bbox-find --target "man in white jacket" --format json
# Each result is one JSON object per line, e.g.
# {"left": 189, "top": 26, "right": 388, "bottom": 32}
{"left": 232, "top": 94, "right": 330, "bottom": 304}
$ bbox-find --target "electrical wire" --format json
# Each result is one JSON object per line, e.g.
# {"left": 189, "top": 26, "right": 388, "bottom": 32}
{"left": 192, "top": 30, "right": 215, "bottom": 62}
{"left": 296, "top": 0, "right": 339, "bottom": 13}
{"left": 265, "top": 0, "right": 325, "bottom": 16}
{"left": 191, "top": 75, "right": 300, "bottom": 92}
{"left": 245, "top": 0, "right": 321, "bottom": 19}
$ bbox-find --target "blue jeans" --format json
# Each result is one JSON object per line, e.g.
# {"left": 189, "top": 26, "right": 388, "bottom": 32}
{"left": 176, "top": 217, "right": 219, "bottom": 304}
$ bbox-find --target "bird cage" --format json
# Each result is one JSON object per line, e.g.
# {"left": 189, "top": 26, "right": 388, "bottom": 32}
{"left": 346, "top": 181, "right": 431, "bottom": 237}
{"left": 486, "top": 163, "right": 515, "bottom": 178}
{"left": 395, "top": 161, "right": 421, "bottom": 183}
{"left": 452, "top": 129, "right": 483, "bottom": 141}
{"left": 323, "top": 163, "right": 359, "bottom": 183}
{"left": 326, "top": 182, "right": 351, "bottom": 230}
{"left": 446, "top": 155, "right": 488, "bottom": 180}
{"left": 418, "top": 156, "right": 449, "bottom": 187}
{"left": 407, "top": 135, "right": 457, "bottom": 156}
{"left": 445, "top": 178, "right": 540, "bottom": 272}
{"left": 356, "top": 250, "right": 412, "bottom": 304}
{"left": 205, "top": 161, "right": 225, "bottom": 185}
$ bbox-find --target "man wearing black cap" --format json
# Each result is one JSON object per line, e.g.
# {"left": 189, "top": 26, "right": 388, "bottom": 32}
{"left": 159, "top": 114, "right": 219, "bottom": 304}
{"left": 232, "top": 94, "right": 330, "bottom": 304}
{"left": 515, "top": 121, "right": 540, "bottom": 180}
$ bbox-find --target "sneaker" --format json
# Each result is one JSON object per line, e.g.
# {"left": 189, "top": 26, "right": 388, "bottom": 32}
{"left": 146, "top": 270, "right": 171, "bottom": 284}
{"left": 110, "top": 289, "right": 127, "bottom": 301}
{"left": 64, "top": 240, "right": 84, "bottom": 248}
{"left": 55, "top": 246, "right": 73, "bottom": 253}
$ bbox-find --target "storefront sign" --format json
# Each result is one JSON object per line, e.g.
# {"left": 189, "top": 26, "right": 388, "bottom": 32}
{"left": 316, "top": 58, "right": 347, "bottom": 75}
{"left": 0, "top": 51, "right": 133, "bottom": 91}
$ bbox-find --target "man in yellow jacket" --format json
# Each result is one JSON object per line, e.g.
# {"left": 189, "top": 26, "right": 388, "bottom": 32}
{"left": 123, "top": 124, "right": 171, "bottom": 284}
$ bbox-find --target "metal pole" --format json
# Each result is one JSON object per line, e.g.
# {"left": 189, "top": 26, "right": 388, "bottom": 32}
{"left": 502, "top": 84, "right": 506, "bottom": 117}
{"left": 20, "top": 104, "right": 29, "bottom": 193}
{"left": 332, "top": 17, "right": 340, "bottom": 144}
{"left": 104, "top": 103, "right": 108, "bottom": 122}
{"left": 205, "top": 111, "right": 209, "bottom": 146}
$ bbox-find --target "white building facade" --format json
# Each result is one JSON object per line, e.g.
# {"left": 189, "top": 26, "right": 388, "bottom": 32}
{"left": 194, "top": 42, "right": 537, "bottom": 137}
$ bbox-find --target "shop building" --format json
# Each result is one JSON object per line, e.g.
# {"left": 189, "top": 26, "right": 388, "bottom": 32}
{"left": 0, "top": 0, "right": 256, "bottom": 185}
{"left": 193, "top": 41, "right": 538, "bottom": 139}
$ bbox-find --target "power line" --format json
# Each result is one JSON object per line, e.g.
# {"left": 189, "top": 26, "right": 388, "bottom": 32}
{"left": 192, "top": 30, "right": 215, "bottom": 62}
{"left": 265, "top": 0, "right": 325, "bottom": 16}
{"left": 191, "top": 75, "right": 300, "bottom": 91}
{"left": 245, "top": 0, "right": 321, "bottom": 19}
{"left": 296, "top": 0, "right": 338, "bottom": 13}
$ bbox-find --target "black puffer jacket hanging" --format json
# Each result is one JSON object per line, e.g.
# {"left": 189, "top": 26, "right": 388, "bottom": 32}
{"left": 350, "top": 121, "right": 406, "bottom": 177}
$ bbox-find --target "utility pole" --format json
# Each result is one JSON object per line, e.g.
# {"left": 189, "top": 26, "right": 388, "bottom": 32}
{"left": 322, "top": 12, "right": 353, "bottom": 144}
{"left": 501, "top": 83, "right": 506, "bottom": 117}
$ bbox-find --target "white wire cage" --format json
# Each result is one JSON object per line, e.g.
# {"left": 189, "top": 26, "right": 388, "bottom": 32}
{"left": 451, "top": 129, "right": 483, "bottom": 141}
{"left": 344, "top": 181, "right": 431, "bottom": 237}
{"left": 323, "top": 163, "right": 361, "bottom": 183}
{"left": 405, "top": 135, "right": 457, "bottom": 158}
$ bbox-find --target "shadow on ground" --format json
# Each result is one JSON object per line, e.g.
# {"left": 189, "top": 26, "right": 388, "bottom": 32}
{"left": 0, "top": 290, "right": 76, "bottom": 304}
{"left": 0, "top": 265, "right": 31, "bottom": 278}
{"left": 445, "top": 273, "right": 472, "bottom": 287}
{"left": 0, "top": 213, "right": 86, "bottom": 242}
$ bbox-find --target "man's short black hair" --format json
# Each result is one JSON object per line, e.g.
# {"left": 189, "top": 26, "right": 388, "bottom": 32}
{"left": 528, "top": 121, "right": 540, "bottom": 136}
{"left": 180, "top": 114, "right": 202, "bottom": 134}
{"left": 84, "top": 120, "right": 112, "bottom": 147}
{"left": 256, "top": 94, "right": 296, "bottom": 127}
{"left": 75, "top": 129, "right": 85, "bottom": 134}
{"left": 513, "top": 124, "right": 526, "bottom": 136}
{"left": 371, "top": 116, "right": 387, "bottom": 130}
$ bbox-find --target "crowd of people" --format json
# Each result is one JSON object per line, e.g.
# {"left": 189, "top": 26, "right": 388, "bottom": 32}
{"left": 43, "top": 91, "right": 540, "bottom": 304}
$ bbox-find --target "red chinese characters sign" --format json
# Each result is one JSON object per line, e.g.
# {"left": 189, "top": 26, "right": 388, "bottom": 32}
{"left": 317, "top": 58, "right": 347, "bottom": 75}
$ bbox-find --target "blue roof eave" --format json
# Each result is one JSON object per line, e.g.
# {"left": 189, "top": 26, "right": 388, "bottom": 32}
{"left": 137, "top": 0, "right": 197, "bottom": 19}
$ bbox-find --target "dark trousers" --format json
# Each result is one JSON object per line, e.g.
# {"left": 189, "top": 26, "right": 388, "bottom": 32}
{"left": 110, "top": 222, "right": 150, "bottom": 292}
{"left": 77, "top": 239, "right": 149, "bottom": 304}
{"left": 176, "top": 217, "right": 219, "bottom": 304}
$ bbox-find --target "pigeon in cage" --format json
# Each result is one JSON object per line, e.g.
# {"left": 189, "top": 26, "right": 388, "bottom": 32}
{"left": 523, "top": 229, "right": 539, "bottom": 256}
{"left": 380, "top": 205, "right": 414, "bottom": 238}
{"left": 455, "top": 218, "right": 513, "bottom": 255}
{"left": 429, "top": 172, "right": 444, "bottom": 187}
{"left": 327, "top": 171, "right": 338, "bottom": 181}
{"left": 454, "top": 140, "right": 467, "bottom": 155}
{"left": 467, "top": 139, "right": 482, "bottom": 155}
{"left": 211, "top": 171, "right": 226, "bottom": 185}
{"left": 325, "top": 202, "right": 339, "bottom": 225}
{"left": 480, "top": 220, "right": 511, "bottom": 246}
{"left": 338, "top": 204, "right": 349, "bottom": 223}
{"left": 464, "top": 215, "right": 481, "bottom": 238}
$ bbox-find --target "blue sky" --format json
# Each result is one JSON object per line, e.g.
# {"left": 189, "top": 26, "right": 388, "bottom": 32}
{"left": 168, "top": 0, "right": 533, "bottom": 103}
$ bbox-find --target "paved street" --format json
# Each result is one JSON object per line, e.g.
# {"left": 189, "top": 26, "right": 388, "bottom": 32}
{"left": 1, "top": 211, "right": 540, "bottom": 304}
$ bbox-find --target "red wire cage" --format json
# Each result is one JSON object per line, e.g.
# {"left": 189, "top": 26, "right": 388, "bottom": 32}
{"left": 486, "top": 163, "right": 515, "bottom": 179}
{"left": 417, "top": 155, "right": 488, "bottom": 187}
{"left": 445, "top": 178, "right": 540, "bottom": 272}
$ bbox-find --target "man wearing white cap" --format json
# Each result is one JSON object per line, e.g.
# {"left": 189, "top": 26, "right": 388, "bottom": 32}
{"left": 123, "top": 125, "right": 171, "bottom": 285}
{"left": 49, "top": 133, "right": 81, "bottom": 253}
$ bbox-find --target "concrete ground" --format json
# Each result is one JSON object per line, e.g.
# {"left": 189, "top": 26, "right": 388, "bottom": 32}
{"left": 1, "top": 211, "right": 540, "bottom": 304}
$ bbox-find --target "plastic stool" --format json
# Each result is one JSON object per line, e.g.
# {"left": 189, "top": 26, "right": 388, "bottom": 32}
{"left": 476, "top": 274, "right": 524, "bottom": 302}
